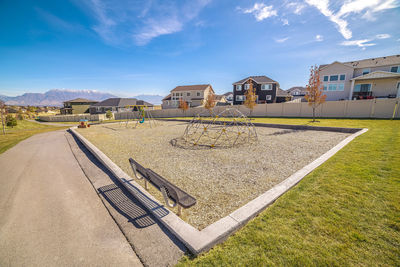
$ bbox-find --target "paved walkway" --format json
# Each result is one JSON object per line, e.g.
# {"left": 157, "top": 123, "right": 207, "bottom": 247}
{"left": 0, "top": 130, "right": 142, "bottom": 266}
{"left": 65, "top": 132, "right": 186, "bottom": 266}
{"left": 28, "top": 120, "right": 76, "bottom": 127}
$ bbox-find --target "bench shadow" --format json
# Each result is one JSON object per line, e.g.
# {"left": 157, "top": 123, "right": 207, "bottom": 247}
{"left": 68, "top": 131, "right": 187, "bottom": 251}
{"left": 265, "top": 129, "right": 307, "bottom": 136}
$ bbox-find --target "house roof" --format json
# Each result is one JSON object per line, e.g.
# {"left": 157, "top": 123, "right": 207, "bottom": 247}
{"left": 64, "top": 98, "right": 98, "bottom": 103}
{"left": 351, "top": 71, "right": 400, "bottom": 81}
{"left": 276, "top": 88, "right": 290, "bottom": 96}
{"left": 321, "top": 54, "right": 400, "bottom": 70}
{"left": 223, "top": 92, "right": 233, "bottom": 96}
{"left": 171, "top": 84, "right": 211, "bottom": 92}
{"left": 233, "top": 76, "right": 277, "bottom": 85}
{"left": 162, "top": 94, "right": 171, "bottom": 101}
{"left": 91, "top": 98, "right": 153, "bottom": 107}
{"left": 286, "top": 86, "right": 306, "bottom": 93}
{"left": 214, "top": 95, "right": 225, "bottom": 101}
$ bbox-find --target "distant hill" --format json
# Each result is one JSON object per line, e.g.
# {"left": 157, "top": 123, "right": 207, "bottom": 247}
{"left": 133, "top": 94, "right": 163, "bottom": 105}
{"left": 1, "top": 89, "right": 117, "bottom": 106}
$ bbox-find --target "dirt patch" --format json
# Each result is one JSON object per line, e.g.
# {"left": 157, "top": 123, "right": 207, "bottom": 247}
{"left": 77, "top": 120, "right": 350, "bottom": 229}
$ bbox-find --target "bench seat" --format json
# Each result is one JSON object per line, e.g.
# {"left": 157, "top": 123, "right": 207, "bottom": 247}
{"left": 129, "top": 158, "right": 196, "bottom": 209}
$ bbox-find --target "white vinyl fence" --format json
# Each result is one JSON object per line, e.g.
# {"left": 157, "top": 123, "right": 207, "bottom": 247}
{"left": 149, "top": 98, "right": 400, "bottom": 119}
{"left": 39, "top": 99, "right": 400, "bottom": 121}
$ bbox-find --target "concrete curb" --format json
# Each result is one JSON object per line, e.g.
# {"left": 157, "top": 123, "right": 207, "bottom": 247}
{"left": 70, "top": 124, "right": 368, "bottom": 255}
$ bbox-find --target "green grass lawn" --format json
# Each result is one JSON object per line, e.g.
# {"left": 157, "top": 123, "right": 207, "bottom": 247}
{"left": 177, "top": 118, "right": 400, "bottom": 266}
{"left": 0, "top": 120, "right": 69, "bottom": 154}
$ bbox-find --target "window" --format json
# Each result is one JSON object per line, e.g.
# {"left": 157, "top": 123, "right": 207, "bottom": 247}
{"left": 328, "top": 84, "right": 337, "bottom": 91}
{"left": 236, "top": 95, "right": 245, "bottom": 101}
{"left": 324, "top": 83, "right": 344, "bottom": 91}
{"left": 323, "top": 76, "right": 329, "bottom": 81}
{"left": 236, "top": 85, "right": 242, "bottom": 91}
{"left": 330, "top": 75, "right": 338, "bottom": 81}
{"left": 261, "top": 84, "right": 272, "bottom": 90}
{"left": 244, "top": 84, "right": 250, "bottom": 90}
{"left": 265, "top": 95, "right": 272, "bottom": 101}
{"left": 197, "top": 92, "right": 200, "bottom": 96}
{"left": 340, "top": 74, "right": 345, "bottom": 81}
{"left": 354, "top": 84, "right": 371, "bottom": 92}
{"left": 362, "top": 68, "right": 370, "bottom": 75}
{"left": 187, "top": 92, "right": 190, "bottom": 96}
{"left": 391, "top": 66, "right": 399, "bottom": 73}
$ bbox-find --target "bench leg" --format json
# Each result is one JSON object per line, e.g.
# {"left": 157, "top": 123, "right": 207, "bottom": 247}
{"left": 177, "top": 205, "right": 182, "bottom": 216}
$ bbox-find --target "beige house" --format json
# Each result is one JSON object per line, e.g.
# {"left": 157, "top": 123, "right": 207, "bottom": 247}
{"left": 162, "top": 84, "right": 215, "bottom": 109}
{"left": 319, "top": 55, "right": 400, "bottom": 100}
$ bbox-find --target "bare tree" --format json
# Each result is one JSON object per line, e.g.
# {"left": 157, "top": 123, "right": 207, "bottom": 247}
{"left": 244, "top": 79, "right": 257, "bottom": 117}
{"left": 0, "top": 100, "right": 5, "bottom": 135}
{"left": 178, "top": 98, "right": 189, "bottom": 117}
{"left": 305, "top": 65, "right": 326, "bottom": 122}
{"left": 204, "top": 93, "right": 216, "bottom": 116}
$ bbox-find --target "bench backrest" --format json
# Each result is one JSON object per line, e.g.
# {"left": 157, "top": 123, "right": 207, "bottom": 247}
{"left": 129, "top": 158, "right": 196, "bottom": 209}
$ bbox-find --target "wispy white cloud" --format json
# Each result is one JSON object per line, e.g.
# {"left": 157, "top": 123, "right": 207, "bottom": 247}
{"left": 35, "top": 7, "right": 79, "bottom": 32}
{"left": 340, "top": 39, "right": 376, "bottom": 48}
{"left": 239, "top": 3, "right": 278, "bottom": 21}
{"left": 287, "top": 2, "right": 306, "bottom": 15}
{"left": 315, "top": 34, "right": 323, "bottom": 41}
{"left": 134, "top": 18, "right": 183, "bottom": 45}
{"left": 281, "top": 18, "right": 289, "bottom": 25}
{"left": 275, "top": 37, "right": 290, "bottom": 43}
{"left": 77, "top": 0, "right": 210, "bottom": 46}
{"left": 305, "top": 0, "right": 352, "bottom": 39}
{"left": 376, "top": 33, "right": 391, "bottom": 39}
{"left": 337, "top": 0, "right": 399, "bottom": 20}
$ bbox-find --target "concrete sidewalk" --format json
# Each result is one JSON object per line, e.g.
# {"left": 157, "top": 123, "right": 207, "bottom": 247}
{"left": 0, "top": 130, "right": 142, "bottom": 266}
{"left": 65, "top": 131, "right": 186, "bottom": 266}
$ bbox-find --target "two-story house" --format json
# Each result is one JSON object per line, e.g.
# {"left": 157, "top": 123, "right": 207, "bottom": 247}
{"left": 319, "top": 54, "right": 400, "bottom": 101}
{"left": 233, "top": 76, "right": 280, "bottom": 105}
{"left": 162, "top": 84, "right": 215, "bottom": 109}
{"left": 89, "top": 98, "right": 153, "bottom": 114}
{"left": 60, "top": 98, "right": 98, "bottom": 115}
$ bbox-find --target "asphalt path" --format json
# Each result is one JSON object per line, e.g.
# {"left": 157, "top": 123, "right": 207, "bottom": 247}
{"left": 0, "top": 130, "right": 142, "bottom": 266}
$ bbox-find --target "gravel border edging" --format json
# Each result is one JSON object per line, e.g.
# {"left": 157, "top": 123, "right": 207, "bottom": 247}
{"left": 157, "top": 118, "right": 363, "bottom": 133}
{"left": 69, "top": 124, "right": 368, "bottom": 255}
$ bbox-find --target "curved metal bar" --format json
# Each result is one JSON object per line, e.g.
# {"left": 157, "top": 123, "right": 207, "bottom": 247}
{"left": 131, "top": 163, "right": 144, "bottom": 180}
{"left": 160, "top": 186, "right": 177, "bottom": 208}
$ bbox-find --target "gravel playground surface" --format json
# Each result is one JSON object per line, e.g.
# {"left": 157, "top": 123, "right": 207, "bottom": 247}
{"left": 77, "top": 120, "right": 350, "bottom": 229}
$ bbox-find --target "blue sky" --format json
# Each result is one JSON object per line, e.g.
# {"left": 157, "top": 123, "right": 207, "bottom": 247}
{"left": 0, "top": 0, "right": 399, "bottom": 97}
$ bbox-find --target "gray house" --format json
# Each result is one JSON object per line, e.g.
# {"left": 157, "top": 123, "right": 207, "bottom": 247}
{"left": 89, "top": 98, "right": 153, "bottom": 114}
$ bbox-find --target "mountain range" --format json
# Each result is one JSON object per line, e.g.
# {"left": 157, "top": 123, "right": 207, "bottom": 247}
{"left": 0, "top": 89, "right": 164, "bottom": 106}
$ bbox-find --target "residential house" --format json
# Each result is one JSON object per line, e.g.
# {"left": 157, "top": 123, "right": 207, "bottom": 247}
{"left": 287, "top": 86, "right": 307, "bottom": 101}
{"left": 215, "top": 94, "right": 229, "bottom": 106}
{"left": 276, "top": 88, "right": 292, "bottom": 103}
{"left": 60, "top": 98, "right": 98, "bottom": 115}
{"left": 161, "top": 94, "right": 172, "bottom": 109}
{"left": 162, "top": 84, "right": 215, "bottom": 109}
{"left": 319, "top": 54, "right": 400, "bottom": 101}
{"left": 223, "top": 92, "right": 234, "bottom": 104}
{"left": 89, "top": 98, "right": 153, "bottom": 114}
{"left": 233, "top": 76, "right": 280, "bottom": 105}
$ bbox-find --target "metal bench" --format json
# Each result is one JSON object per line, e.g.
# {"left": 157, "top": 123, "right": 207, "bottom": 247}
{"left": 129, "top": 158, "right": 196, "bottom": 216}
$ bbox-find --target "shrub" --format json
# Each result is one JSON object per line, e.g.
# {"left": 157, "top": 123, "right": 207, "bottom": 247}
{"left": 6, "top": 115, "right": 17, "bottom": 127}
{"left": 106, "top": 110, "right": 113, "bottom": 119}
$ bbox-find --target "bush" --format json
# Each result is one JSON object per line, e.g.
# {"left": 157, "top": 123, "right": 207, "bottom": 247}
{"left": 6, "top": 115, "right": 17, "bottom": 127}
{"left": 106, "top": 110, "right": 113, "bottom": 119}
